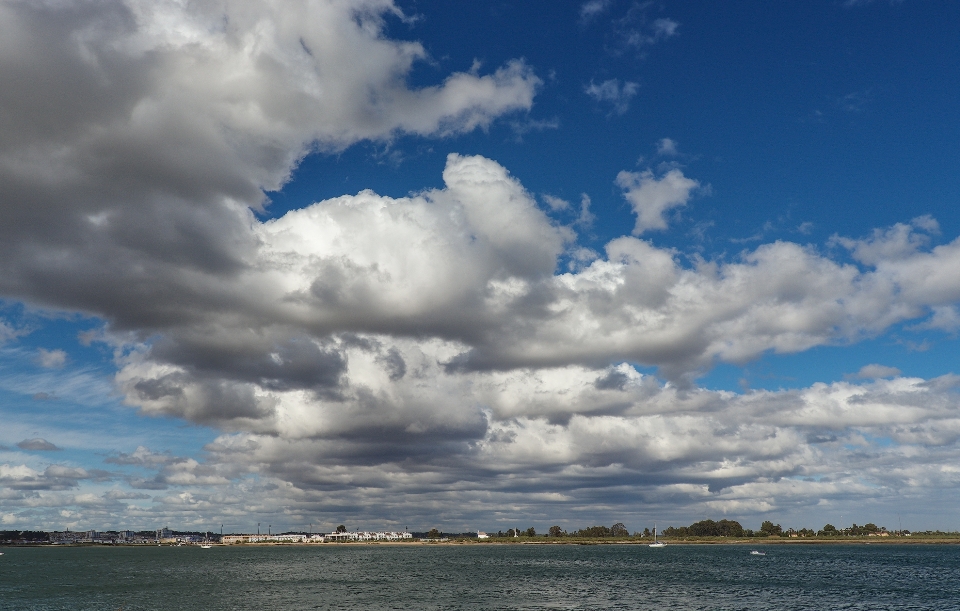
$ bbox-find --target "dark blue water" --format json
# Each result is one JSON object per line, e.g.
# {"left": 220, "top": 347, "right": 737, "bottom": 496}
{"left": 1, "top": 543, "right": 958, "bottom": 610}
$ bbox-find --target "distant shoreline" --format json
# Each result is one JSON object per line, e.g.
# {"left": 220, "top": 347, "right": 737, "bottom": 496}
{"left": 8, "top": 537, "right": 960, "bottom": 548}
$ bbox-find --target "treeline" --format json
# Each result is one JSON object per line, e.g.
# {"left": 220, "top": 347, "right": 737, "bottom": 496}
{"left": 660, "top": 520, "right": 902, "bottom": 538}
{"left": 489, "top": 523, "right": 631, "bottom": 538}
{"left": 662, "top": 519, "right": 746, "bottom": 538}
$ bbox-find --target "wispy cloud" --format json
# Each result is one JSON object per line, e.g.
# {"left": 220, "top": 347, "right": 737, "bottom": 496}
{"left": 36, "top": 349, "right": 67, "bottom": 369}
{"left": 656, "top": 137, "right": 680, "bottom": 156}
{"left": 585, "top": 79, "right": 639, "bottom": 114}
{"left": 580, "top": 0, "right": 613, "bottom": 21}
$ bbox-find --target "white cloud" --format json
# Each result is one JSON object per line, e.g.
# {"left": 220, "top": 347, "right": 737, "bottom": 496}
{"left": 541, "top": 193, "right": 594, "bottom": 227}
{"left": 104, "top": 446, "right": 177, "bottom": 467}
{"left": 75, "top": 151, "right": 960, "bottom": 528}
{"left": 542, "top": 194, "right": 570, "bottom": 211}
{"left": 652, "top": 18, "right": 680, "bottom": 39}
{"left": 9, "top": 363, "right": 960, "bottom": 529}
{"left": 0, "top": 0, "right": 539, "bottom": 331}
{"left": 2, "top": 1, "right": 960, "bottom": 531}
{"left": 656, "top": 137, "right": 679, "bottom": 156}
{"left": 620, "top": 16, "right": 679, "bottom": 48}
{"left": 17, "top": 438, "right": 61, "bottom": 452}
{"left": 580, "top": 0, "right": 613, "bottom": 21}
{"left": 0, "top": 461, "right": 90, "bottom": 490}
{"left": 912, "top": 305, "right": 960, "bottom": 333}
{"left": 616, "top": 168, "right": 699, "bottom": 233}
{"left": 832, "top": 217, "right": 938, "bottom": 266}
{"left": 576, "top": 193, "right": 595, "bottom": 227}
{"left": 585, "top": 79, "right": 639, "bottom": 115}
{"left": 4, "top": 134, "right": 960, "bottom": 528}
{"left": 849, "top": 364, "right": 902, "bottom": 380}
{"left": 36, "top": 348, "right": 67, "bottom": 369}
{"left": 101, "top": 155, "right": 960, "bottom": 431}
{"left": 0, "top": 319, "right": 26, "bottom": 345}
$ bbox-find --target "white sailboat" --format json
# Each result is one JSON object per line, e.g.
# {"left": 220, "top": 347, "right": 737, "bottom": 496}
{"left": 648, "top": 523, "right": 666, "bottom": 548}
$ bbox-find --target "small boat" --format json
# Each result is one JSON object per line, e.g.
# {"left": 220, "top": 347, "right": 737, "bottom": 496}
{"left": 750, "top": 550, "right": 765, "bottom": 556}
{"left": 649, "top": 523, "right": 666, "bottom": 548}
{"left": 200, "top": 544, "right": 212, "bottom": 549}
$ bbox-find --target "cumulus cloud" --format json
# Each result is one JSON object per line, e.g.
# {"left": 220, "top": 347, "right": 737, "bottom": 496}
{"left": 831, "top": 216, "right": 939, "bottom": 265}
{"left": 135, "top": 370, "right": 959, "bottom": 531}
{"left": 8, "top": 369, "right": 960, "bottom": 528}
{"left": 7, "top": 133, "right": 960, "bottom": 526}
{"left": 4, "top": 1, "right": 960, "bottom": 530}
{"left": 17, "top": 438, "right": 61, "bottom": 452}
{"left": 616, "top": 168, "right": 700, "bottom": 233}
{"left": 585, "top": 79, "right": 639, "bottom": 115}
{"left": 0, "top": 0, "right": 539, "bottom": 333}
{"left": 912, "top": 305, "right": 960, "bottom": 333}
{"left": 104, "top": 446, "right": 177, "bottom": 467}
{"left": 0, "top": 463, "right": 89, "bottom": 490}
{"left": 77, "top": 151, "right": 960, "bottom": 527}
{"left": 96, "top": 153, "right": 960, "bottom": 433}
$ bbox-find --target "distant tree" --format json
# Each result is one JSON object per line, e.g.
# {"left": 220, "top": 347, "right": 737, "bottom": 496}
{"left": 336, "top": 525, "right": 347, "bottom": 533}
{"left": 691, "top": 519, "right": 745, "bottom": 537}
{"left": 662, "top": 520, "right": 745, "bottom": 538}
{"left": 643, "top": 527, "right": 651, "bottom": 537}
{"left": 548, "top": 525, "right": 565, "bottom": 538}
{"left": 524, "top": 527, "right": 536, "bottom": 537}
{"left": 427, "top": 528, "right": 441, "bottom": 539}
{"left": 506, "top": 528, "right": 517, "bottom": 537}
{"left": 760, "top": 521, "right": 782, "bottom": 537}
{"left": 573, "top": 526, "right": 612, "bottom": 538}
{"left": 820, "top": 524, "right": 838, "bottom": 536}
{"left": 610, "top": 523, "right": 628, "bottom": 537}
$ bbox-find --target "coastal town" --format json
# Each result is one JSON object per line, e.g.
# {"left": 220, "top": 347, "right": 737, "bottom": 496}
{"left": 1, "top": 519, "right": 949, "bottom": 547}
{"left": 0, "top": 528, "right": 416, "bottom": 545}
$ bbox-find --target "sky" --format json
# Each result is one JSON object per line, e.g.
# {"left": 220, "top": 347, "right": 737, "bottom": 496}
{"left": 2, "top": 0, "right": 960, "bottom": 535}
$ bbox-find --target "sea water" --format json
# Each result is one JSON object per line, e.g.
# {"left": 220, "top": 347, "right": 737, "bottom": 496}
{"left": 1, "top": 543, "right": 958, "bottom": 610}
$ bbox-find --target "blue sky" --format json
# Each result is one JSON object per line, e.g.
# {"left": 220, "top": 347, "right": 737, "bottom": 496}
{"left": 2, "top": 0, "right": 960, "bottom": 535}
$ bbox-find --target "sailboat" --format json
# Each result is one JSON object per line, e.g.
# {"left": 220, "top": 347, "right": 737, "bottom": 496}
{"left": 648, "top": 523, "right": 666, "bottom": 548}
